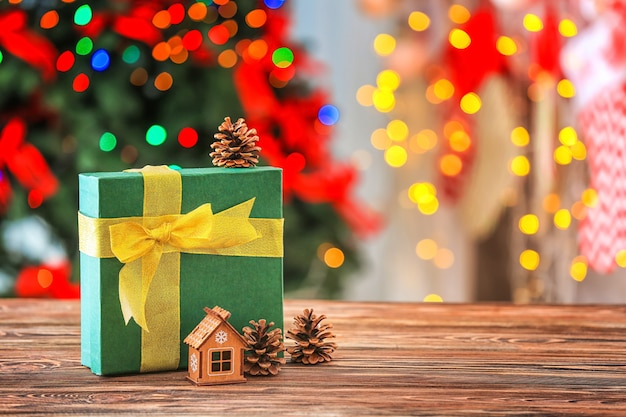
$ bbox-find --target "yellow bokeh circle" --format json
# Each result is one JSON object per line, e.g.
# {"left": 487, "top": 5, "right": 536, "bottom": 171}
{"left": 520, "top": 249, "right": 540, "bottom": 271}
{"left": 519, "top": 214, "right": 539, "bottom": 235}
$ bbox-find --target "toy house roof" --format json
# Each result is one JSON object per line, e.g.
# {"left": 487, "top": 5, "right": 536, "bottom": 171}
{"left": 184, "top": 306, "right": 242, "bottom": 349}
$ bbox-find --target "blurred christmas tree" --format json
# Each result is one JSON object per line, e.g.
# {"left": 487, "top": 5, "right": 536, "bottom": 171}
{"left": 0, "top": 0, "right": 380, "bottom": 299}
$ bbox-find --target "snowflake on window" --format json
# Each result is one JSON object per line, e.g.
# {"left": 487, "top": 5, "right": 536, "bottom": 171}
{"left": 190, "top": 352, "right": 198, "bottom": 372}
{"left": 215, "top": 330, "right": 228, "bottom": 344}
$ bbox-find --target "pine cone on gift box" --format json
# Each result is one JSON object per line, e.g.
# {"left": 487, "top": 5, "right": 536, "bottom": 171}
{"left": 210, "top": 116, "right": 261, "bottom": 167}
{"left": 242, "top": 319, "right": 286, "bottom": 376}
{"left": 286, "top": 308, "right": 336, "bottom": 365}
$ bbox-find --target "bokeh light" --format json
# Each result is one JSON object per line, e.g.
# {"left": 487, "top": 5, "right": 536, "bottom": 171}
{"left": 318, "top": 104, "right": 340, "bottom": 126}
{"left": 449, "top": 130, "right": 471, "bottom": 152}
{"left": 423, "top": 294, "right": 443, "bottom": 302}
{"left": 264, "top": 0, "right": 286, "bottom": 9}
{"left": 370, "top": 128, "right": 391, "bottom": 150}
{"left": 385, "top": 145, "right": 408, "bottom": 167}
{"left": 188, "top": 2, "right": 207, "bottom": 21}
{"left": 40, "top": 10, "right": 59, "bottom": 29}
{"left": 152, "top": 10, "right": 171, "bottom": 29}
{"left": 74, "top": 4, "right": 92, "bottom": 26}
{"left": 434, "top": 248, "right": 454, "bottom": 269}
{"left": 37, "top": 268, "right": 54, "bottom": 288}
{"left": 571, "top": 141, "right": 587, "bottom": 160}
{"left": 324, "top": 247, "right": 345, "bottom": 268}
{"left": 616, "top": 250, "right": 626, "bottom": 268}
{"left": 154, "top": 72, "right": 174, "bottom": 91}
{"left": 272, "top": 47, "right": 294, "bottom": 68}
{"left": 356, "top": 84, "right": 376, "bottom": 107}
{"left": 554, "top": 208, "right": 572, "bottom": 230}
{"left": 519, "top": 214, "right": 539, "bottom": 235}
{"left": 130, "top": 67, "right": 148, "bottom": 86}
{"left": 373, "top": 33, "right": 396, "bottom": 56}
{"left": 581, "top": 188, "right": 598, "bottom": 208}
{"left": 146, "top": 125, "right": 167, "bottom": 146}
{"left": 543, "top": 193, "right": 561, "bottom": 213}
{"left": 91, "top": 49, "right": 111, "bottom": 71}
{"left": 178, "top": 127, "right": 198, "bottom": 148}
{"left": 377, "top": 69, "right": 401, "bottom": 91}
{"left": 511, "top": 126, "right": 530, "bottom": 147}
{"left": 122, "top": 45, "right": 141, "bottom": 64}
{"left": 509, "top": 155, "right": 530, "bottom": 176}
{"left": 408, "top": 11, "right": 430, "bottom": 31}
{"left": 72, "top": 73, "right": 90, "bottom": 92}
{"left": 56, "top": 51, "right": 75, "bottom": 72}
{"left": 168, "top": 3, "right": 185, "bottom": 24}
{"left": 417, "top": 195, "right": 439, "bottom": 215}
{"left": 554, "top": 145, "right": 573, "bottom": 165}
{"left": 208, "top": 25, "right": 230, "bottom": 45}
{"left": 218, "top": 2, "right": 237, "bottom": 19}
{"left": 387, "top": 119, "right": 408, "bottom": 141}
{"left": 246, "top": 9, "right": 267, "bottom": 28}
{"left": 218, "top": 49, "right": 238, "bottom": 68}
{"left": 558, "top": 126, "right": 578, "bottom": 146}
{"left": 372, "top": 89, "right": 395, "bottom": 112}
{"left": 523, "top": 13, "right": 543, "bottom": 32}
{"left": 416, "top": 238, "right": 438, "bottom": 260}
{"left": 440, "top": 154, "right": 463, "bottom": 176}
{"left": 182, "top": 30, "right": 203, "bottom": 51}
{"left": 520, "top": 249, "right": 540, "bottom": 271}
{"left": 559, "top": 18, "right": 577, "bottom": 37}
{"left": 433, "top": 78, "right": 454, "bottom": 100}
{"left": 557, "top": 79, "right": 575, "bottom": 98}
{"left": 76, "top": 37, "right": 94, "bottom": 55}
{"left": 460, "top": 92, "right": 481, "bottom": 114}
{"left": 99, "top": 132, "right": 117, "bottom": 152}
{"left": 496, "top": 36, "right": 517, "bottom": 56}
{"left": 570, "top": 256, "right": 588, "bottom": 281}
{"left": 408, "top": 182, "right": 437, "bottom": 204}
{"left": 448, "top": 4, "right": 470, "bottom": 24}
{"left": 449, "top": 29, "right": 471, "bottom": 49}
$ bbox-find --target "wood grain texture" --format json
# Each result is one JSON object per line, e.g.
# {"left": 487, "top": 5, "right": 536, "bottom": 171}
{"left": 1, "top": 299, "right": 626, "bottom": 416}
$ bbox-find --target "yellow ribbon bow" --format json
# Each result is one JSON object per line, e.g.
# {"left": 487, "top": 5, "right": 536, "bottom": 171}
{"left": 109, "top": 198, "right": 260, "bottom": 331}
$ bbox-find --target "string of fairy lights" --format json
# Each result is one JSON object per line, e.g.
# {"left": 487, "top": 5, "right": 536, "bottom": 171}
{"left": 358, "top": 3, "right": 604, "bottom": 300}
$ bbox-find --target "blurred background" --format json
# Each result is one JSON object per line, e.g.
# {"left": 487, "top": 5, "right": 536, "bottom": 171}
{"left": 2, "top": 0, "right": 626, "bottom": 303}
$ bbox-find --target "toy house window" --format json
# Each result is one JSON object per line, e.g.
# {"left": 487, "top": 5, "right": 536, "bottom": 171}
{"left": 209, "top": 348, "right": 233, "bottom": 374}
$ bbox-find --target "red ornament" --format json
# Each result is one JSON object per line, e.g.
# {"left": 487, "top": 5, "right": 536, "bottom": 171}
{"left": 14, "top": 260, "right": 79, "bottom": 299}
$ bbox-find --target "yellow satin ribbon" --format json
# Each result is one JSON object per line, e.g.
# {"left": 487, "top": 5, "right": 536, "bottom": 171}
{"left": 78, "top": 165, "right": 283, "bottom": 372}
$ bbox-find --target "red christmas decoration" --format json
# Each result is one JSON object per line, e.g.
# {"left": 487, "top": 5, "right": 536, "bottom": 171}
{"left": 14, "top": 260, "right": 79, "bottom": 299}
{"left": 0, "top": 118, "right": 59, "bottom": 213}
{"left": 0, "top": 9, "right": 58, "bottom": 81}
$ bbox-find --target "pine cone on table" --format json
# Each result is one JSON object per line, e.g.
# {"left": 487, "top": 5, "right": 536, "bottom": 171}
{"left": 210, "top": 116, "right": 261, "bottom": 167}
{"left": 242, "top": 319, "right": 286, "bottom": 376}
{"left": 286, "top": 308, "right": 336, "bottom": 365}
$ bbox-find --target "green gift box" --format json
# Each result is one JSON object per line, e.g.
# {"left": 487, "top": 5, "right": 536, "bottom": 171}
{"left": 79, "top": 166, "right": 283, "bottom": 376}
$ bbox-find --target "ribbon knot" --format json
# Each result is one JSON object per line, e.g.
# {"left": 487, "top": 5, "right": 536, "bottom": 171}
{"left": 149, "top": 222, "right": 172, "bottom": 244}
{"left": 108, "top": 199, "right": 261, "bottom": 331}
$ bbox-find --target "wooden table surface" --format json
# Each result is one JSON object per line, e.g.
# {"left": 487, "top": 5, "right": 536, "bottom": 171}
{"left": 2, "top": 299, "right": 626, "bottom": 416}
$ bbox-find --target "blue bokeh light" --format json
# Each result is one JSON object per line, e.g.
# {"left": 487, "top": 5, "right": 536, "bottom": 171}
{"left": 264, "top": 0, "right": 286, "bottom": 9}
{"left": 91, "top": 49, "right": 111, "bottom": 72}
{"left": 318, "top": 104, "right": 340, "bottom": 126}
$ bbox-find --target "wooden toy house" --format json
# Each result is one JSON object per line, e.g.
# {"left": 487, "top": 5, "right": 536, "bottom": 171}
{"left": 183, "top": 306, "right": 247, "bottom": 385}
